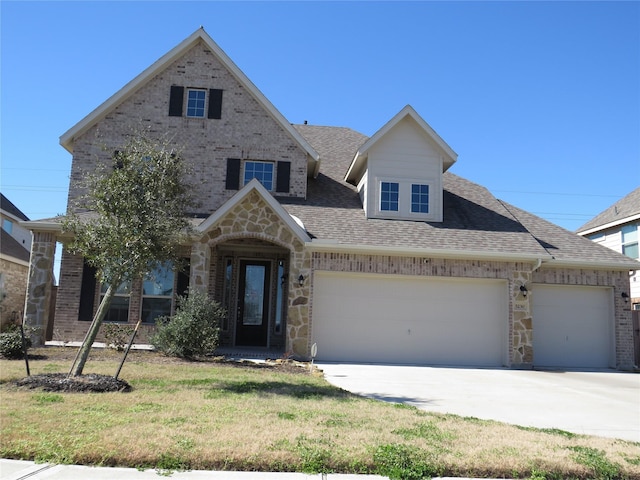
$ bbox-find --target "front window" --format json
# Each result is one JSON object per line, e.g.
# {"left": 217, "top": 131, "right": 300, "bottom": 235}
{"left": 411, "top": 184, "right": 429, "bottom": 213}
{"left": 142, "top": 263, "right": 175, "bottom": 323}
{"left": 244, "top": 161, "right": 274, "bottom": 190}
{"left": 380, "top": 182, "right": 399, "bottom": 211}
{"left": 101, "top": 282, "right": 131, "bottom": 323}
{"left": 621, "top": 224, "right": 638, "bottom": 259}
{"left": 186, "top": 89, "right": 206, "bottom": 118}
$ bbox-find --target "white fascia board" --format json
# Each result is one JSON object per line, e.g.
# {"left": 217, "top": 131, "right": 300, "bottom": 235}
{"left": 307, "top": 239, "right": 546, "bottom": 263}
{"left": 19, "top": 220, "right": 63, "bottom": 233}
{"left": 543, "top": 257, "right": 640, "bottom": 271}
{"left": 576, "top": 213, "right": 640, "bottom": 236}
{"left": 60, "top": 28, "right": 320, "bottom": 165}
{"left": 196, "top": 178, "right": 311, "bottom": 244}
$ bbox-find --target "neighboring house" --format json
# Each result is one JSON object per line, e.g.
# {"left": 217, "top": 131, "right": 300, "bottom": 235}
{"left": 22, "top": 28, "right": 638, "bottom": 369}
{"left": 577, "top": 187, "right": 640, "bottom": 309}
{"left": 1, "top": 193, "right": 31, "bottom": 329}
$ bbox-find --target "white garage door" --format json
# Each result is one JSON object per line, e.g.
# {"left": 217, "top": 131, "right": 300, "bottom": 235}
{"left": 311, "top": 271, "right": 508, "bottom": 366}
{"left": 532, "top": 285, "right": 613, "bottom": 369}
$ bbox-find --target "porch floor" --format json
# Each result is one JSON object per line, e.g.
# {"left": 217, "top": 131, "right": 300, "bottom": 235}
{"left": 212, "top": 346, "right": 285, "bottom": 360}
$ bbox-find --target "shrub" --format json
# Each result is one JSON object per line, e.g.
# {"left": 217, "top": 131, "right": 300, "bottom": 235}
{"left": 0, "top": 325, "right": 32, "bottom": 359}
{"left": 103, "top": 323, "right": 134, "bottom": 350}
{"left": 150, "top": 289, "right": 222, "bottom": 358}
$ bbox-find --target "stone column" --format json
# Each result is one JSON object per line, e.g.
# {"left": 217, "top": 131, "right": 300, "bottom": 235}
{"left": 23, "top": 231, "right": 56, "bottom": 345}
{"left": 511, "top": 270, "right": 533, "bottom": 367}
{"left": 189, "top": 241, "right": 210, "bottom": 293}
{"left": 286, "top": 244, "right": 311, "bottom": 358}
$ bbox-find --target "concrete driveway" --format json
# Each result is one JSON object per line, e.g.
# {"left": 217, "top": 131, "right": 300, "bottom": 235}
{"left": 317, "top": 364, "right": 640, "bottom": 442}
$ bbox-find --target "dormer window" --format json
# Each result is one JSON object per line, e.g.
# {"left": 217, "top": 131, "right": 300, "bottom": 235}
{"left": 374, "top": 178, "right": 438, "bottom": 221}
{"left": 411, "top": 184, "right": 429, "bottom": 214}
{"left": 380, "top": 182, "right": 399, "bottom": 211}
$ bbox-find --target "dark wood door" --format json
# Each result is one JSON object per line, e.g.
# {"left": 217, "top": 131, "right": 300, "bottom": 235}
{"left": 235, "top": 260, "right": 270, "bottom": 346}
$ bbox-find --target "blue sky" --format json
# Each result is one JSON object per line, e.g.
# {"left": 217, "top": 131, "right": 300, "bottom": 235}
{"left": 2, "top": 1, "right": 639, "bottom": 235}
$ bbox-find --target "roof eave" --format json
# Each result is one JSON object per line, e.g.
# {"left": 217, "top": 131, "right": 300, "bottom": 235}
{"left": 576, "top": 213, "right": 640, "bottom": 236}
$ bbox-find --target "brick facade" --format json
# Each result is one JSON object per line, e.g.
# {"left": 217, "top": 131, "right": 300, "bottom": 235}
{"left": 0, "top": 257, "right": 28, "bottom": 329}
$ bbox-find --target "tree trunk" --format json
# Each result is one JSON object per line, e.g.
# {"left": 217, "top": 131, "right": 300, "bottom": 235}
{"left": 69, "top": 281, "right": 118, "bottom": 377}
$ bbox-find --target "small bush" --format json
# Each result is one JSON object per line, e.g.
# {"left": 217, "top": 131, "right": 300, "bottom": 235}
{"left": 104, "top": 323, "right": 134, "bottom": 350}
{"left": 0, "top": 325, "right": 31, "bottom": 359}
{"left": 150, "top": 289, "right": 222, "bottom": 358}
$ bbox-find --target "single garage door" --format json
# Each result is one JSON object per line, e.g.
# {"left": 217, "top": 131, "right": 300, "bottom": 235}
{"left": 532, "top": 284, "right": 614, "bottom": 369}
{"left": 311, "top": 271, "right": 508, "bottom": 366}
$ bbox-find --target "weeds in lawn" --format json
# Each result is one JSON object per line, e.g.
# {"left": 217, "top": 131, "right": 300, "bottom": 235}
{"left": 568, "top": 446, "right": 621, "bottom": 480}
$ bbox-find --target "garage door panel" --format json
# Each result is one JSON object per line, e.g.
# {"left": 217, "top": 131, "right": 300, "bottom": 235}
{"left": 311, "top": 272, "right": 507, "bottom": 366}
{"left": 532, "top": 285, "right": 613, "bottom": 369}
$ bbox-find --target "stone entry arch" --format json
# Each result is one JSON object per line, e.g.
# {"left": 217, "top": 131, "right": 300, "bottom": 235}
{"left": 189, "top": 181, "right": 311, "bottom": 357}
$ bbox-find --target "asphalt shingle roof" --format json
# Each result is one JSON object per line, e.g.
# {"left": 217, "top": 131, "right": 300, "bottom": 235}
{"left": 1, "top": 229, "right": 29, "bottom": 262}
{"left": 287, "top": 124, "right": 639, "bottom": 268}
{"left": 576, "top": 187, "right": 640, "bottom": 233}
{"left": 1, "top": 193, "right": 29, "bottom": 221}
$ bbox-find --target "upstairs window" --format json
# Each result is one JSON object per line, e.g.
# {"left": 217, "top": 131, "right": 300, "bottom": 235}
{"left": 374, "top": 178, "right": 438, "bottom": 221}
{"left": 186, "top": 89, "right": 206, "bottom": 118}
{"left": 380, "top": 182, "right": 399, "bottom": 211}
{"left": 621, "top": 224, "right": 638, "bottom": 259}
{"left": 2, "top": 219, "right": 13, "bottom": 234}
{"left": 411, "top": 184, "right": 429, "bottom": 213}
{"left": 168, "top": 86, "right": 223, "bottom": 119}
{"left": 244, "top": 161, "right": 274, "bottom": 191}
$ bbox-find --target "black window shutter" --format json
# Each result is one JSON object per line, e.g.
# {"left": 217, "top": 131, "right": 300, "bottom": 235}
{"left": 176, "top": 259, "right": 190, "bottom": 298}
{"left": 276, "top": 161, "right": 291, "bottom": 193}
{"left": 208, "top": 89, "right": 223, "bottom": 119}
{"left": 168, "top": 86, "right": 184, "bottom": 117}
{"left": 78, "top": 261, "right": 97, "bottom": 321}
{"left": 226, "top": 158, "right": 241, "bottom": 190}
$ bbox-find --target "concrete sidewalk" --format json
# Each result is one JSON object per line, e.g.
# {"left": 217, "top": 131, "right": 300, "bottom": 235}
{"left": 0, "top": 460, "right": 508, "bottom": 480}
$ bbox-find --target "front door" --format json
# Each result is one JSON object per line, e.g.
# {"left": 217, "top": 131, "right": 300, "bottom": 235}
{"left": 236, "top": 260, "right": 270, "bottom": 346}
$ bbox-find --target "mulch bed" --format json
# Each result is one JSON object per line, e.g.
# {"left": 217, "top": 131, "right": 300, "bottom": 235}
{"left": 15, "top": 373, "right": 132, "bottom": 393}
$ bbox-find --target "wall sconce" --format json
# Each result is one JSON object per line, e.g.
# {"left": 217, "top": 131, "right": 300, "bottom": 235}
{"left": 519, "top": 285, "right": 528, "bottom": 297}
{"left": 621, "top": 292, "right": 629, "bottom": 303}
{"left": 298, "top": 274, "right": 305, "bottom": 287}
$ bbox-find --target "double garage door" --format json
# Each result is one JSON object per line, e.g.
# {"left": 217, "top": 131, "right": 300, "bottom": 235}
{"left": 311, "top": 272, "right": 615, "bottom": 368}
{"left": 532, "top": 284, "right": 614, "bottom": 369}
{"left": 311, "top": 271, "right": 508, "bottom": 366}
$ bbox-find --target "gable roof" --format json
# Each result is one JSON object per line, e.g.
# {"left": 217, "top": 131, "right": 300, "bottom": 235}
{"left": 287, "top": 124, "right": 639, "bottom": 269}
{"left": 1, "top": 193, "right": 29, "bottom": 221}
{"left": 196, "top": 178, "right": 311, "bottom": 245}
{"left": 576, "top": 187, "right": 640, "bottom": 235}
{"left": 344, "top": 105, "right": 457, "bottom": 184}
{"left": 59, "top": 28, "right": 320, "bottom": 167}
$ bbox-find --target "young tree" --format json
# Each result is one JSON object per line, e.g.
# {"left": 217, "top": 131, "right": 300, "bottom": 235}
{"left": 63, "top": 130, "right": 196, "bottom": 377}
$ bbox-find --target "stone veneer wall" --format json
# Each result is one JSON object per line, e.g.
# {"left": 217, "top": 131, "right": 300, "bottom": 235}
{"left": 192, "top": 190, "right": 311, "bottom": 355}
{"left": 23, "top": 232, "right": 56, "bottom": 344}
{"left": 0, "top": 257, "right": 29, "bottom": 329}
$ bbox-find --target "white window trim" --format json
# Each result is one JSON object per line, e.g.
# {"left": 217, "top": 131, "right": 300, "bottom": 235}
{"left": 186, "top": 88, "right": 207, "bottom": 118}
{"left": 372, "top": 177, "right": 439, "bottom": 221}
{"left": 243, "top": 160, "right": 275, "bottom": 191}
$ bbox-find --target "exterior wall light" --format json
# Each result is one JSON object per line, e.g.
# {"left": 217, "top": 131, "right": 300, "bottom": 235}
{"left": 519, "top": 285, "right": 528, "bottom": 297}
{"left": 298, "top": 274, "right": 305, "bottom": 287}
{"left": 621, "top": 292, "right": 629, "bottom": 303}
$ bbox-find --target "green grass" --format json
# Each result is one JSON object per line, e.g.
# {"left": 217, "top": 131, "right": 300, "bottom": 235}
{"left": 1, "top": 347, "right": 639, "bottom": 479}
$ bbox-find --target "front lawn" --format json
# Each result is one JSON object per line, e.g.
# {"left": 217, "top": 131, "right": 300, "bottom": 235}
{"left": 1, "top": 347, "right": 639, "bottom": 479}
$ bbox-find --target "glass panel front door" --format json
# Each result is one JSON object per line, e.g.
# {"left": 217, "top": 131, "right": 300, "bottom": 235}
{"left": 236, "top": 260, "right": 270, "bottom": 346}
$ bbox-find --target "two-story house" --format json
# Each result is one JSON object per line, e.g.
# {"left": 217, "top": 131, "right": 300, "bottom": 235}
{"left": 1, "top": 193, "right": 31, "bottom": 329}
{"left": 22, "top": 28, "right": 638, "bottom": 369}
{"left": 577, "top": 187, "right": 640, "bottom": 309}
